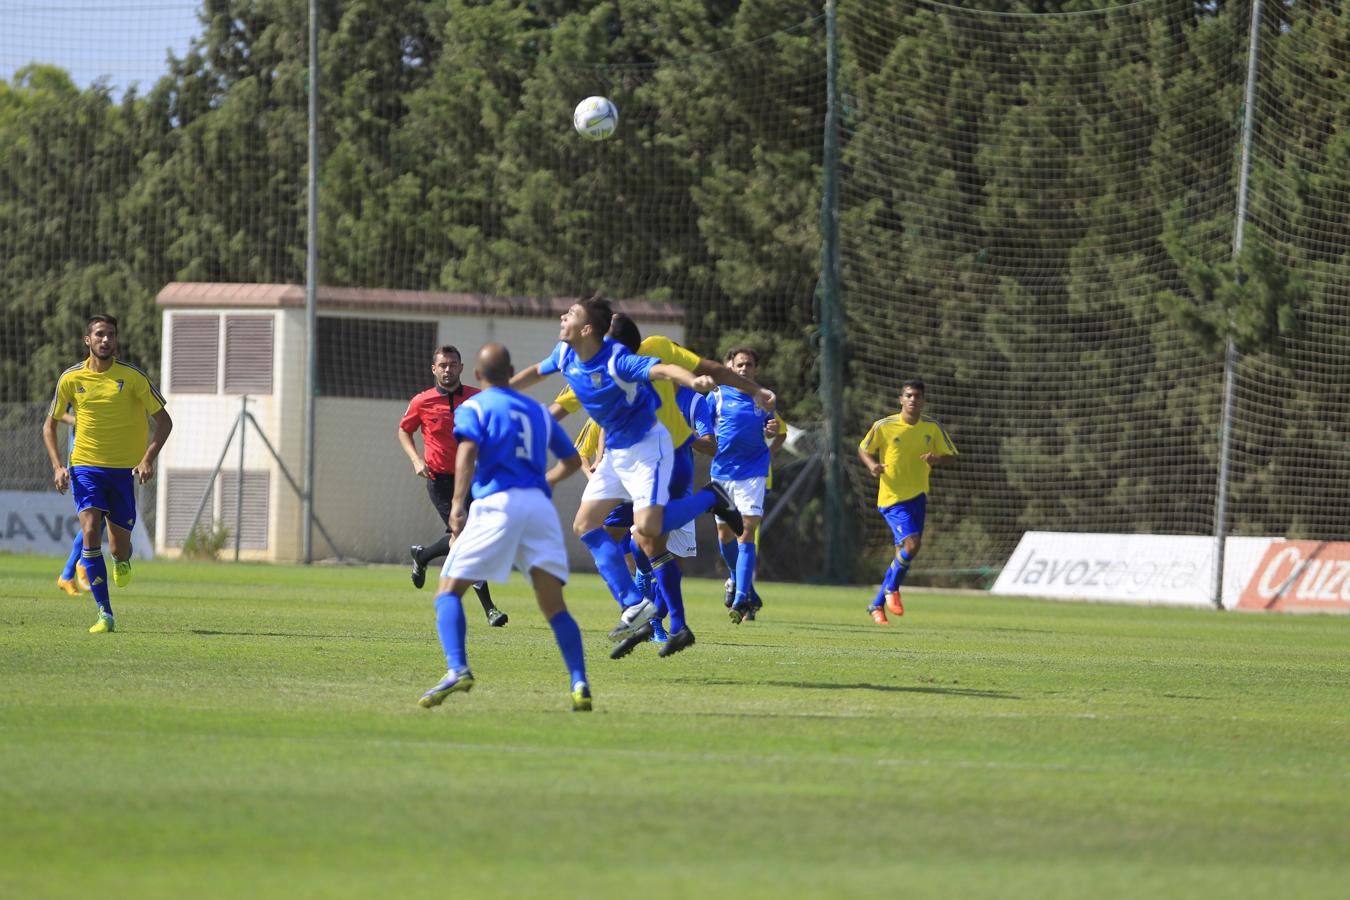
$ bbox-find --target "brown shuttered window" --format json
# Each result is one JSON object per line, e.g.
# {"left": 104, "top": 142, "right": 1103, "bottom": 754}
{"left": 223, "top": 315, "right": 275, "bottom": 395}
{"left": 164, "top": 470, "right": 215, "bottom": 547}
{"left": 220, "top": 470, "right": 270, "bottom": 550}
{"left": 170, "top": 315, "right": 220, "bottom": 393}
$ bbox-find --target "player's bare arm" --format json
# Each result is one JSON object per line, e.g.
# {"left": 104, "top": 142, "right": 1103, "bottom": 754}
{"left": 859, "top": 447, "right": 885, "bottom": 478}
{"left": 546, "top": 453, "right": 583, "bottom": 488}
{"left": 509, "top": 364, "right": 546, "bottom": 392}
{"left": 649, "top": 363, "right": 713, "bottom": 393}
{"left": 694, "top": 358, "right": 776, "bottom": 411}
{"left": 448, "top": 438, "right": 479, "bottom": 536}
{"left": 397, "top": 426, "right": 431, "bottom": 478}
{"left": 921, "top": 452, "right": 954, "bottom": 467}
{"left": 133, "top": 409, "right": 174, "bottom": 485}
{"left": 40, "top": 416, "right": 69, "bottom": 494}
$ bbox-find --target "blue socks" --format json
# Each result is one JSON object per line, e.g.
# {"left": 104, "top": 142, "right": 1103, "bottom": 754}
{"left": 886, "top": 548, "right": 913, "bottom": 590}
{"left": 433, "top": 591, "right": 468, "bottom": 672}
{"left": 719, "top": 540, "right": 740, "bottom": 578}
{"left": 548, "top": 610, "right": 588, "bottom": 688}
{"left": 733, "top": 542, "right": 757, "bottom": 607}
{"left": 651, "top": 552, "right": 686, "bottom": 633}
{"left": 579, "top": 528, "right": 643, "bottom": 607}
{"left": 662, "top": 489, "right": 715, "bottom": 533}
{"left": 61, "top": 532, "right": 82, "bottom": 580}
{"left": 82, "top": 548, "right": 112, "bottom": 617}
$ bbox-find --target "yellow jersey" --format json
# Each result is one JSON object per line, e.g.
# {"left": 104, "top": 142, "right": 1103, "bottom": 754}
{"left": 859, "top": 414, "right": 957, "bottom": 507}
{"left": 49, "top": 358, "right": 165, "bottom": 468}
{"left": 555, "top": 334, "right": 701, "bottom": 448}
{"left": 574, "top": 418, "right": 602, "bottom": 461}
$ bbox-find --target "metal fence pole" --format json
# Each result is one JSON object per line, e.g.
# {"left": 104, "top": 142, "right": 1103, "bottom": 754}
{"left": 1213, "top": 0, "right": 1265, "bottom": 609}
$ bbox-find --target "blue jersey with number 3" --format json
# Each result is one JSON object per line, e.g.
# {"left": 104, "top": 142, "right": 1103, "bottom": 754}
{"left": 454, "top": 387, "right": 578, "bottom": 499}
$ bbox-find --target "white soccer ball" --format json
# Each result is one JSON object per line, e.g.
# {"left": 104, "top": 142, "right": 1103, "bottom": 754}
{"left": 573, "top": 96, "right": 619, "bottom": 141}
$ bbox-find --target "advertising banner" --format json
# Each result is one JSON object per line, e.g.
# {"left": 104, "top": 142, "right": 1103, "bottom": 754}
{"left": 0, "top": 490, "right": 155, "bottom": 559}
{"left": 992, "top": 532, "right": 1273, "bottom": 608}
{"left": 1236, "top": 541, "right": 1350, "bottom": 613}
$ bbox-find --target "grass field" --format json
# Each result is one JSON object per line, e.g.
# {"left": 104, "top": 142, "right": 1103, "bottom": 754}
{"left": 2, "top": 553, "right": 1348, "bottom": 898}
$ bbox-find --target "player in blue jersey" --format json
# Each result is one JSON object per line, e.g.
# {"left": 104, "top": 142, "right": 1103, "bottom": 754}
{"left": 42, "top": 315, "right": 172, "bottom": 634}
{"left": 418, "top": 342, "right": 591, "bottom": 711}
{"left": 710, "top": 348, "right": 785, "bottom": 624}
{"left": 512, "top": 296, "right": 753, "bottom": 651}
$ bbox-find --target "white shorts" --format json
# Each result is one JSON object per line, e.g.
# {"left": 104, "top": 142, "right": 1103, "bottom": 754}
{"left": 581, "top": 425, "right": 674, "bottom": 512}
{"left": 642, "top": 520, "right": 697, "bottom": 558}
{"left": 442, "top": 488, "right": 569, "bottom": 584}
{"left": 713, "top": 476, "right": 767, "bottom": 520}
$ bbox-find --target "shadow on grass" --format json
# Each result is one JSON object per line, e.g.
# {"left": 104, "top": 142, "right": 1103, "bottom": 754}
{"left": 679, "top": 677, "right": 1017, "bottom": 699}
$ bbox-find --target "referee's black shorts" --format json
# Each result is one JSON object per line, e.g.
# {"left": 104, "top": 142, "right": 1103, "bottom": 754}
{"left": 426, "top": 472, "right": 459, "bottom": 531}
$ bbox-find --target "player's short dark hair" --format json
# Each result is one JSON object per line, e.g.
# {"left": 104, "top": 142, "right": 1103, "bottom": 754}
{"left": 433, "top": 345, "right": 462, "bottom": 363}
{"left": 608, "top": 313, "right": 641, "bottom": 353}
{"left": 901, "top": 378, "right": 926, "bottom": 395}
{"left": 578, "top": 295, "right": 614, "bottom": 336}
{"left": 86, "top": 314, "right": 118, "bottom": 336}
{"left": 724, "top": 347, "right": 759, "bottom": 366}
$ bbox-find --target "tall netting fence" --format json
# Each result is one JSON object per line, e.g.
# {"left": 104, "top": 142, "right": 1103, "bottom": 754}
{"left": 2, "top": 1, "right": 1347, "bottom": 581}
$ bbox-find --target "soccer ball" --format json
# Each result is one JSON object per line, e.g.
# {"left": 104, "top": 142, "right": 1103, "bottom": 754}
{"left": 573, "top": 96, "right": 619, "bottom": 141}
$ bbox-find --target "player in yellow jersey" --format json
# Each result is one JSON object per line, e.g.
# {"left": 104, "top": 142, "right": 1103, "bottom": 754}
{"left": 857, "top": 379, "right": 956, "bottom": 624}
{"left": 41, "top": 315, "right": 173, "bottom": 634}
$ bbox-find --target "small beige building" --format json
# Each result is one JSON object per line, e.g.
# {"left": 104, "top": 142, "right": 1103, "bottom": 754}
{"left": 154, "top": 283, "right": 683, "bottom": 567}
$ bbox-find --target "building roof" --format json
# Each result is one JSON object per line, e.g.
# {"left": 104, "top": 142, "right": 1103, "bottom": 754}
{"left": 155, "top": 283, "right": 683, "bottom": 323}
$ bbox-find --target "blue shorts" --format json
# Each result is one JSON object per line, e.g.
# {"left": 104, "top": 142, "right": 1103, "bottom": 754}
{"left": 880, "top": 494, "right": 927, "bottom": 545}
{"left": 603, "top": 439, "right": 695, "bottom": 529}
{"left": 71, "top": 466, "right": 138, "bottom": 532}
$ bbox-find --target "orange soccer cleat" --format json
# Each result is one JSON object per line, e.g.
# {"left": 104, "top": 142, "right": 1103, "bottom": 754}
{"left": 885, "top": 591, "right": 904, "bottom": 617}
{"left": 869, "top": 605, "right": 889, "bottom": 625}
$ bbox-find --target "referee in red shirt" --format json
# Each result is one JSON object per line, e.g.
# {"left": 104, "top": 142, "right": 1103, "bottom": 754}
{"left": 398, "top": 345, "right": 507, "bottom": 627}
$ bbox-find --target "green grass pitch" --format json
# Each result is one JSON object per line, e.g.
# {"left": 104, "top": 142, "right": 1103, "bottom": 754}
{"left": 3, "top": 553, "right": 1348, "bottom": 898}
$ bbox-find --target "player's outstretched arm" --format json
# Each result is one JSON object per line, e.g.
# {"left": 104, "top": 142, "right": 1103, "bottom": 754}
{"left": 509, "top": 364, "right": 547, "bottom": 392}
{"left": 649, "top": 363, "right": 714, "bottom": 393}
{"left": 694, "top": 358, "right": 776, "bottom": 410}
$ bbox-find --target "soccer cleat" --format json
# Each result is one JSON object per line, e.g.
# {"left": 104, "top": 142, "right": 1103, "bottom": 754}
{"left": 486, "top": 607, "right": 509, "bottom": 627}
{"left": 609, "top": 622, "right": 654, "bottom": 660}
{"left": 56, "top": 576, "right": 81, "bottom": 597}
{"left": 657, "top": 626, "right": 696, "bottom": 658}
{"left": 409, "top": 545, "right": 427, "bottom": 589}
{"left": 607, "top": 597, "right": 657, "bottom": 641}
{"left": 571, "top": 681, "right": 593, "bottom": 712}
{"left": 89, "top": 612, "right": 115, "bottom": 634}
{"left": 418, "top": 668, "right": 474, "bottom": 708}
{"left": 723, "top": 577, "right": 736, "bottom": 608}
{"left": 885, "top": 590, "right": 904, "bottom": 617}
{"left": 76, "top": 562, "right": 91, "bottom": 591}
{"left": 111, "top": 559, "right": 131, "bottom": 588}
{"left": 648, "top": 618, "right": 669, "bottom": 643}
{"left": 728, "top": 598, "right": 750, "bottom": 625}
{"left": 869, "top": 605, "right": 890, "bottom": 625}
{"left": 703, "top": 482, "right": 744, "bottom": 536}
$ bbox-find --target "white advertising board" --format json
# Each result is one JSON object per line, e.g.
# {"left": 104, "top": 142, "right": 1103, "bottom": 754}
{"left": 991, "top": 532, "right": 1273, "bottom": 608}
{"left": 0, "top": 490, "right": 155, "bottom": 559}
